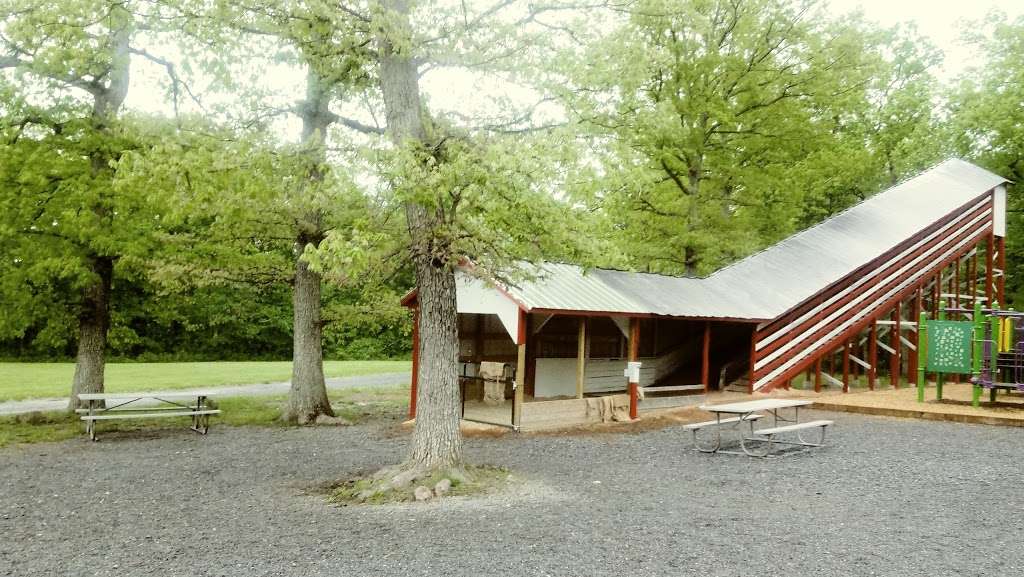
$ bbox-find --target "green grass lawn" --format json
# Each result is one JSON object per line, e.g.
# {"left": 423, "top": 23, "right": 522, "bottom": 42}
{"left": 0, "top": 360, "right": 411, "bottom": 401}
{"left": 0, "top": 387, "right": 409, "bottom": 448}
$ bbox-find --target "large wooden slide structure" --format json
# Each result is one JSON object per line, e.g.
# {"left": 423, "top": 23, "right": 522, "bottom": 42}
{"left": 402, "top": 159, "right": 1010, "bottom": 426}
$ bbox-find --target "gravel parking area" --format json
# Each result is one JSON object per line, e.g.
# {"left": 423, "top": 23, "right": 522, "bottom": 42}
{"left": 2, "top": 410, "right": 1023, "bottom": 577}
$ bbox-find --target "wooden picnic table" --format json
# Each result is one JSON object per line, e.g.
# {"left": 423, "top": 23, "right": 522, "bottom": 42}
{"left": 686, "top": 398, "right": 831, "bottom": 457}
{"left": 76, "top": 391, "right": 220, "bottom": 441}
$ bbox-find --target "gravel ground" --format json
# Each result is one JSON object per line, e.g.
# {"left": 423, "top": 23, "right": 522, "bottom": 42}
{"left": 2, "top": 410, "right": 1022, "bottom": 577}
{"left": 0, "top": 372, "right": 411, "bottom": 415}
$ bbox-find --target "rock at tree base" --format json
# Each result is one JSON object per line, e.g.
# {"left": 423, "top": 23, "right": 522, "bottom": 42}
{"left": 433, "top": 478, "right": 452, "bottom": 497}
{"left": 414, "top": 486, "right": 433, "bottom": 501}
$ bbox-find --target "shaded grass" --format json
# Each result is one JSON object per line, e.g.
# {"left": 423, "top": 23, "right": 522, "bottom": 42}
{"left": 0, "top": 386, "right": 408, "bottom": 448}
{"left": 0, "top": 360, "right": 411, "bottom": 401}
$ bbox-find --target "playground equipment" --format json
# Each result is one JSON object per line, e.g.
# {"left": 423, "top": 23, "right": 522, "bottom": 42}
{"left": 917, "top": 302, "right": 1024, "bottom": 407}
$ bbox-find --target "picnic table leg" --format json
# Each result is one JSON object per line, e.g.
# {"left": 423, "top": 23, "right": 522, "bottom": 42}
{"left": 87, "top": 400, "right": 97, "bottom": 442}
{"left": 195, "top": 395, "right": 209, "bottom": 434}
{"left": 712, "top": 412, "right": 722, "bottom": 453}
{"left": 740, "top": 412, "right": 772, "bottom": 457}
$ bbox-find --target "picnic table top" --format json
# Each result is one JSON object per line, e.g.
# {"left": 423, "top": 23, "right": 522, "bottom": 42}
{"left": 699, "top": 398, "right": 813, "bottom": 414}
{"left": 77, "top": 391, "right": 217, "bottom": 401}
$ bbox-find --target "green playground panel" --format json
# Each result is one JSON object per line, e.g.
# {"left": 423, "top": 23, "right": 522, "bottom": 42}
{"left": 925, "top": 320, "right": 975, "bottom": 373}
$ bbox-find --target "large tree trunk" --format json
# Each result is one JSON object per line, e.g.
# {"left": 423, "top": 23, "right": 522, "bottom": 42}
{"left": 378, "top": 0, "right": 463, "bottom": 470}
{"left": 69, "top": 256, "right": 113, "bottom": 411}
{"left": 283, "top": 64, "right": 336, "bottom": 423}
{"left": 407, "top": 259, "right": 461, "bottom": 468}
{"left": 68, "top": 19, "right": 131, "bottom": 411}
{"left": 283, "top": 228, "right": 335, "bottom": 423}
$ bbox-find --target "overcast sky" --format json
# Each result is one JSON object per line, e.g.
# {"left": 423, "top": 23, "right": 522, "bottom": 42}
{"left": 124, "top": 0, "right": 1024, "bottom": 140}
{"left": 830, "top": 0, "right": 1024, "bottom": 78}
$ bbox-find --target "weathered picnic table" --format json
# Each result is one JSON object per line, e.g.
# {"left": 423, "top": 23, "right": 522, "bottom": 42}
{"left": 684, "top": 399, "right": 831, "bottom": 457}
{"left": 76, "top": 392, "right": 220, "bottom": 441}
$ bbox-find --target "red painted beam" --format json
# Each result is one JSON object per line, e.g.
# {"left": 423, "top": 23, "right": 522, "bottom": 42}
{"left": 755, "top": 201, "right": 992, "bottom": 362}
{"left": 891, "top": 302, "right": 902, "bottom": 389}
{"left": 814, "top": 357, "right": 822, "bottom": 393}
{"left": 409, "top": 308, "right": 420, "bottom": 419}
{"left": 998, "top": 236, "right": 1006, "bottom": 307}
{"left": 842, "top": 340, "right": 850, "bottom": 393}
{"left": 757, "top": 193, "right": 995, "bottom": 342}
{"left": 986, "top": 233, "right": 995, "bottom": 305}
{"left": 628, "top": 318, "right": 640, "bottom": 419}
{"left": 868, "top": 320, "right": 877, "bottom": 390}
{"left": 755, "top": 229, "right": 989, "bottom": 392}
{"left": 909, "top": 288, "right": 922, "bottom": 384}
{"left": 753, "top": 217, "right": 992, "bottom": 379}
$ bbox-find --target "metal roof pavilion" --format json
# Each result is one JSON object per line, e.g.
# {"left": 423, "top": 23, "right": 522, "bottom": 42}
{"left": 494, "top": 159, "right": 1008, "bottom": 322}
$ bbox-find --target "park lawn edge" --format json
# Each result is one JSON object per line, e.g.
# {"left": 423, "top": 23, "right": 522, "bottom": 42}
{"left": 0, "top": 388, "right": 409, "bottom": 448}
{"left": 0, "top": 360, "right": 411, "bottom": 401}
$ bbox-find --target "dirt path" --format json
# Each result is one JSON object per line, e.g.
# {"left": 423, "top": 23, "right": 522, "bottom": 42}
{"left": 0, "top": 372, "right": 410, "bottom": 415}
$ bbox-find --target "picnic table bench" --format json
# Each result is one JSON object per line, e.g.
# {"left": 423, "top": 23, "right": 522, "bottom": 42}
{"left": 685, "top": 399, "right": 831, "bottom": 457}
{"left": 76, "top": 392, "right": 220, "bottom": 441}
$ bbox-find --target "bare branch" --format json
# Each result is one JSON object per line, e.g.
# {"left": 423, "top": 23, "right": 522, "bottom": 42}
{"left": 327, "top": 111, "right": 385, "bottom": 135}
{"left": 129, "top": 47, "right": 207, "bottom": 120}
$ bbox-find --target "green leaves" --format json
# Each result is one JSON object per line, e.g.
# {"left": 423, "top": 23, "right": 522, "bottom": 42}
{"left": 560, "top": 0, "right": 946, "bottom": 275}
{"left": 950, "top": 12, "right": 1024, "bottom": 305}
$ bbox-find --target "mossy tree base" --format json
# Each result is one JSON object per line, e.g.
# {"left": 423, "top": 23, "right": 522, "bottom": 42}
{"left": 328, "top": 464, "right": 511, "bottom": 505}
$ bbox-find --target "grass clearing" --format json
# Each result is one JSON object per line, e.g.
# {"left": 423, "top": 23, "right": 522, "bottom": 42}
{"left": 0, "top": 386, "right": 408, "bottom": 448}
{"left": 0, "top": 360, "right": 411, "bottom": 401}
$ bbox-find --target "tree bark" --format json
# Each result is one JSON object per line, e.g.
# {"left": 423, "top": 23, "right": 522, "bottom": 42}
{"left": 282, "top": 65, "right": 335, "bottom": 424}
{"left": 283, "top": 233, "right": 335, "bottom": 423}
{"left": 69, "top": 256, "right": 113, "bottom": 410}
{"left": 378, "top": 0, "right": 463, "bottom": 470}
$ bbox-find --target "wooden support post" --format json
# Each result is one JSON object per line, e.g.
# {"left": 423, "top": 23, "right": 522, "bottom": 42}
{"left": 628, "top": 317, "right": 640, "bottom": 420}
{"left": 955, "top": 254, "right": 961, "bottom": 312}
{"left": 473, "top": 314, "right": 484, "bottom": 364}
{"left": 909, "top": 288, "right": 922, "bottom": 385}
{"left": 868, "top": 320, "right": 878, "bottom": 390}
{"left": 409, "top": 308, "right": 420, "bottom": 419}
{"left": 932, "top": 273, "right": 941, "bottom": 320}
{"left": 701, "top": 321, "right": 711, "bottom": 394}
{"left": 842, "top": 340, "right": 850, "bottom": 393}
{"left": 524, "top": 315, "right": 536, "bottom": 397}
{"left": 513, "top": 310, "right": 527, "bottom": 430}
{"left": 986, "top": 233, "right": 995, "bottom": 305}
{"left": 969, "top": 246, "right": 978, "bottom": 302}
{"left": 918, "top": 312, "right": 929, "bottom": 403}
{"left": 998, "top": 236, "right": 1006, "bottom": 307}
{"left": 814, "top": 356, "right": 822, "bottom": 393}
{"left": 748, "top": 329, "right": 757, "bottom": 394}
{"left": 891, "top": 303, "right": 902, "bottom": 388}
{"left": 575, "top": 317, "right": 586, "bottom": 399}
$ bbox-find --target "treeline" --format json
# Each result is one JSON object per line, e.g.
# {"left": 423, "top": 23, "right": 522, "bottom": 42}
{"left": 1, "top": 1, "right": 1023, "bottom": 451}
{"left": 0, "top": 281, "right": 413, "bottom": 362}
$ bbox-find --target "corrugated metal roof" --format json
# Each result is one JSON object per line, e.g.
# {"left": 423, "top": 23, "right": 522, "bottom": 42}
{"left": 494, "top": 159, "right": 1008, "bottom": 321}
